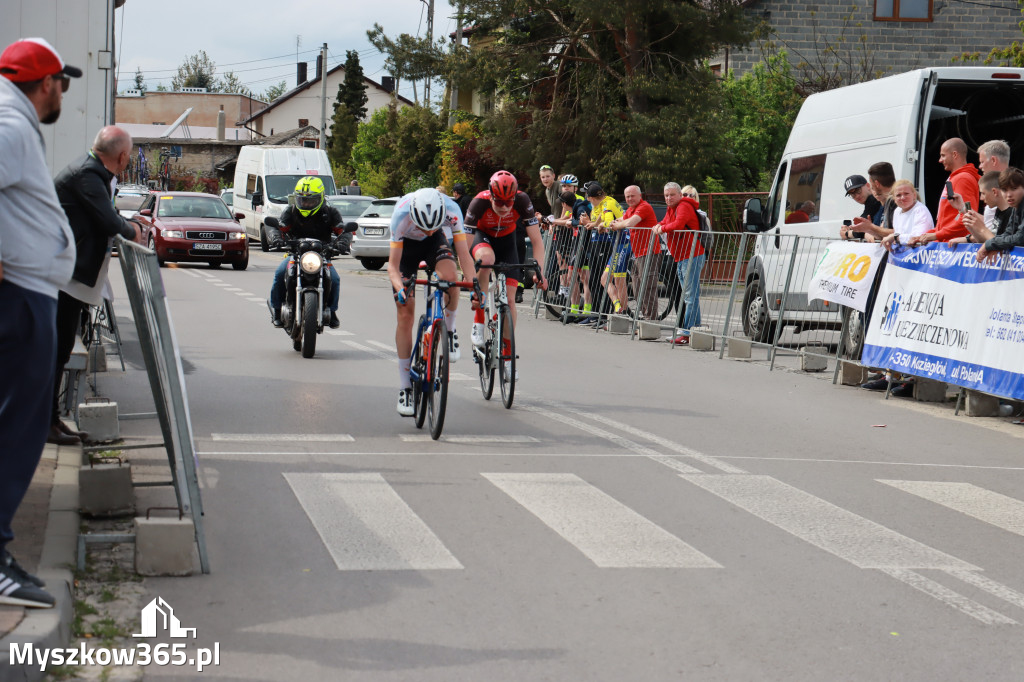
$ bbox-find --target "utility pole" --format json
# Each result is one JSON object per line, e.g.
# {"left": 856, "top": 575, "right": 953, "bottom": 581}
{"left": 319, "top": 43, "right": 328, "bottom": 149}
{"left": 448, "top": 1, "right": 462, "bottom": 127}
{"left": 425, "top": 0, "right": 434, "bottom": 107}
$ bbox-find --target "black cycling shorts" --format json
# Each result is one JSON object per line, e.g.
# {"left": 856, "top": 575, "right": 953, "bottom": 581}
{"left": 471, "top": 229, "right": 521, "bottom": 283}
{"left": 398, "top": 231, "right": 455, "bottom": 281}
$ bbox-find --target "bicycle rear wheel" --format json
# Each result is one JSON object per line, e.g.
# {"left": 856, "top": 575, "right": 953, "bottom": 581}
{"left": 413, "top": 315, "right": 428, "bottom": 428}
{"left": 498, "top": 305, "right": 516, "bottom": 409}
{"left": 427, "top": 318, "right": 449, "bottom": 440}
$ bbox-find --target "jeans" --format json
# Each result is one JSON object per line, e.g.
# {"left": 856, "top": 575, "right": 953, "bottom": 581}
{"left": 0, "top": 282, "right": 57, "bottom": 556}
{"left": 270, "top": 258, "right": 340, "bottom": 312}
{"left": 675, "top": 253, "right": 706, "bottom": 335}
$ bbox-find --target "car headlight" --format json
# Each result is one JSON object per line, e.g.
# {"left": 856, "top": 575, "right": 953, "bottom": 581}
{"left": 163, "top": 230, "right": 183, "bottom": 238}
{"left": 230, "top": 232, "right": 246, "bottom": 240}
{"left": 299, "top": 251, "right": 323, "bottom": 274}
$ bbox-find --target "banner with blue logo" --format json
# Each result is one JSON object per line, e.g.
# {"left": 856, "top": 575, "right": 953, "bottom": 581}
{"left": 862, "top": 242, "right": 1024, "bottom": 401}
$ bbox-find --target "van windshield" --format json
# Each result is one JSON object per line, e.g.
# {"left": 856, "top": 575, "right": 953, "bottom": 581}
{"left": 265, "top": 175, "right": 337, "bottom": 204}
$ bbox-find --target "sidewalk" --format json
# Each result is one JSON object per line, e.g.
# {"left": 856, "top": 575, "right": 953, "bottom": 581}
{"left": 0, "top": 441, "right": 81, "bottom": 682}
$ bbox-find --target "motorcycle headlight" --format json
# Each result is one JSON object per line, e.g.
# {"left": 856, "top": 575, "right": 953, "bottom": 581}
{"left": 299, "top": 251, "right": 323, "bottom": 274}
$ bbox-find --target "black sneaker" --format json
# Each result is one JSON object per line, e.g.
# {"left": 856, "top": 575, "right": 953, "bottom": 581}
{"left": 890, "top": 382, "right": 915, "bottom": 398}
{"left": 515, "top": 288, "right": 524, "bottom": 303}
{"left": 0, "top": 562, "right": 55, "bottom": 608}
{"left": 270, "top": 307, "right": 283, "bottom": 328}
{"left": 329, "top": 311, "right": 340, "bottom": 329}
{"left": 3, "top": 552, "right": 44, "bottom": 587}
{"left": 861, "top": 377, "right": 889, "bottom": 391}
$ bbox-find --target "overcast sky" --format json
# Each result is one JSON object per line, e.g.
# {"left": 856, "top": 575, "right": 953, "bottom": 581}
{"left": 116, "top": 0, "right": 457, "bottom": 103}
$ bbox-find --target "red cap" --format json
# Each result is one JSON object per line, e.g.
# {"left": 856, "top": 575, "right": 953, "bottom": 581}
{"left": 0, "top": 38, "right": 82, "bottom": 83}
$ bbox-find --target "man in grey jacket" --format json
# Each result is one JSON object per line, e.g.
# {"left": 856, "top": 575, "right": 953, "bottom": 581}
{"left": 0, "top": 37, "right": 79, "bottom": 609}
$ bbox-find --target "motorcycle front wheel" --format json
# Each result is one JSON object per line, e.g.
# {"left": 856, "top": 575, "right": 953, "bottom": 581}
{"left": 301, "top": 291, "right": 318, "bottom": 358}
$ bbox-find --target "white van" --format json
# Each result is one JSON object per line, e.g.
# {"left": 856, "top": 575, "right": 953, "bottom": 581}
{"left": 232, "top": 145, "right": 338, "bottom": 251}
{"left": 741, "top": 66, "right": 1024, "bottom": 348}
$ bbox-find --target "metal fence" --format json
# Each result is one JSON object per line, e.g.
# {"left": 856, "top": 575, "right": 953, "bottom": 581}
{"left": 114, "top": 236, "right": 210, "bottom": 573}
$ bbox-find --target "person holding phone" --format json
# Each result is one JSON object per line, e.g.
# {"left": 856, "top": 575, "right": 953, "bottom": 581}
{"left": 904, "top": 137, "right": 980, "bottom": 246}
{"left": 849, "top": 162, "right": 897, "bottom": 242}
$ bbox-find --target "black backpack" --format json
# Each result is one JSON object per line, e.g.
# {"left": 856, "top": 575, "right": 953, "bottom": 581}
{"left": 696, "top": 211, "right": 713, "bottom": 252}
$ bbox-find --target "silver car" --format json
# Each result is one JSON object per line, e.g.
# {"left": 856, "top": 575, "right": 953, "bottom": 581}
{"left": 349, "top": 197, "right": 399, "bottom": 270}
{"left": 326, "top": 194, "right": 377, "bottom": 256}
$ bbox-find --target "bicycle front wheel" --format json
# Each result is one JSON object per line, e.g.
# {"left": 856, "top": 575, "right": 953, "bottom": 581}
{"left": 477, "top": 313, "right": 495, "bottom": 401}
{"left": 413, "top": 315, "right": 428, "bottom": 429}
{"left": 498, "top": 305, "right": 516, "bottom": 409}
{"left": 427, "top": 318, "right": 449, "bottom": 440}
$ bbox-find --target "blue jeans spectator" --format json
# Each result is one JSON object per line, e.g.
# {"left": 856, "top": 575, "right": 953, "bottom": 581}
{"left": 675, "top": 253, "right": 706, "bottom": 337}
{"left": 270, "top": 258, "right": 340, "bottom": 312}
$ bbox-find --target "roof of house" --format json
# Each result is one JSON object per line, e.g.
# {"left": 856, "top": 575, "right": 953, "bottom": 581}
{"left": 238, "top": 65, "right": 415, "bottom": 125}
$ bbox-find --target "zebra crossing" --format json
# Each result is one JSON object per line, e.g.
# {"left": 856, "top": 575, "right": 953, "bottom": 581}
{"left": 281, "top": 466, "right": 1024, "bottom": 624}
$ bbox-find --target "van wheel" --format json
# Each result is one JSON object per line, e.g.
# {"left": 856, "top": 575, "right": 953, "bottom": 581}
{"left": 741, "top": 278, "right": 776, "bottom": 343}
{"left": 359, "top": 258, "right": 386, "bottom": 271}
{"left": 260, "top": 226, "right": 270, "bottom": 252}
{"left": 841, "top": 306, "right": 865, "bottom": 360}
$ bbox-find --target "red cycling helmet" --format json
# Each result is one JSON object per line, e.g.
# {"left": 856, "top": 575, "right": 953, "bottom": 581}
{"left": 489, "top": 170, "right": 518, "bottom": 203}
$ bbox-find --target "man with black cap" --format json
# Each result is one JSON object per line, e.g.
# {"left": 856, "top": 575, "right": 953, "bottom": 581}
{"left": 840, "top": 173, "right": 882, "bottom": 240}
{"left": 451, "top": 182, "right": 472, "bottom": 219}
{"left": 0, "top": 37, "right": 81, "bottom": 609}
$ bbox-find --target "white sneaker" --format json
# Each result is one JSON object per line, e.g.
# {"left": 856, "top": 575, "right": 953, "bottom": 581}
{"left": 503, "top": 360, "right": 519, "bottom": 381}
{"left": 448, "top": 330, "right": 460, "bottom": 363}
{"left": 471, "top": 322, "right": 486, "bottom": 348}
{"left": 396, "top": 388, "right": 414, "bottom": 417}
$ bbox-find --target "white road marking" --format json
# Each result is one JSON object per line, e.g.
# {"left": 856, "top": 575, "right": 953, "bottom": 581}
{"left": 325, "top": 329, "right": 353, "bottom": 336}
{"left": 341, "top": 339, "right": 394, "bottom": 362}
{"left": 484, "top": 472, "right": 720, "bottom": 568}
{"left": 449, "top": 372, "right": 474, "bottom": 381}
{"left": 211, "top": 282, "right": 231, "bottom": 287}
{"left": 945, "top": 569, "right": 1024, "bottom": 612}
{"left": 519, "top": 404, "right": 702, "bottom": 474}
{"left": 284, "top": 472, "right": 463, "bottom": 571}
{"left": 210, "top": 433, "right": 354, "bottom": 442}
{"left": 179, "top": 270, "right": 200, "bottom": 278}
{"left": 365, "top": 339, "right": 394, "bottom": 352}
{"left": 712, "top": 455, "right": 1024, "bottom": 471}
{"left": 225, "top": 287, "right": 244, "bottom": 292}
{"left": 679, "top": 474, "right": 977, "bottom": 570}
{"left": 247, "top": 298, "right": 265, "bottom": 303}
{"left": 400, "top": 435, "right": 539, "bottom": 443}
{"left": 878, "top": 480, "right": 1024, "bottom": 537}
{"left": 877, "top": 568, "right": 1017, "bottom": 625}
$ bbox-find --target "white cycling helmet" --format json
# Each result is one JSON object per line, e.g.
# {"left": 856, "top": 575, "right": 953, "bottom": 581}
{"left": 409, "top": 187, "right": 447, "bottom": 233}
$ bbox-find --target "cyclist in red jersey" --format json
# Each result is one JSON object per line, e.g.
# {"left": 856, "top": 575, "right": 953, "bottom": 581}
{"left": 464, "top": 170, "right": 547, "bottom": 348}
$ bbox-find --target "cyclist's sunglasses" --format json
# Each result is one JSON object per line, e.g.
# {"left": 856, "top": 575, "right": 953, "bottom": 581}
{"left": 491, "top": 197, "right": 514, "bottom": 208}
{"left": 539, "top": 164, "right": 553, "bottom": 172}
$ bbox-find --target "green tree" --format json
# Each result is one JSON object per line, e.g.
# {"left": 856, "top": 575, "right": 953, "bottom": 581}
{"left": 351, "top": 104, "right": 444, "bottom": 196}
{"left": 367, "top": 25, "right": 448, "bottom": 106}
{"left": 217, "top": 71, "right": 248, "bottom": 95}
{"left": 171, "top": 50, "right": 218, "bottom": 91}
{"left": 326, "top": 102, "right": 359, "bottom": 173}
{"left": 340, "top": 50, "right": 368, "bottom": 120}
{"left": 133, "top": 67, "right": 147, "bottom": 93}
{"left": 953, "top": 0, "right": 1024, "bottom": 66}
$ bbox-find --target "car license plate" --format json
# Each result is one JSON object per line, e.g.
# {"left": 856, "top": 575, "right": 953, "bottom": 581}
{"left": 363, "top": 227, "right": 385, "bottom": 236}
{"left": 193, "top": 243, "right": 221, "bottom": 251}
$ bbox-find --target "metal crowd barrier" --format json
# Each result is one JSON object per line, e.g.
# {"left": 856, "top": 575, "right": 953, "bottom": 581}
{"left": 113, "top": 235, "right": 210, "bottom": 573}
{"left": 534, "top": 227, "right": 850, "bottom": 374}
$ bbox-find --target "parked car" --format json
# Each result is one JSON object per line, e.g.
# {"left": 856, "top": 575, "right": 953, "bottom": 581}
{"left": 326, "top": 194, "right": 376, "bottom": 255}
{"left": 220, "top": 187, "right": 234, "bottom": 209}
{"left": 115, "top": 184, "right": 150, "bottom": 219}
{"left": 133, "top": 191, "right": 249, "bottom": 269}
{"left": 349, "top": 197, "right": 399, "bottom": 270}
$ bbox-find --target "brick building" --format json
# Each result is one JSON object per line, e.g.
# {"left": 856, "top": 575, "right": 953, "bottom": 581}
{"left": 117, "top": 90, "right": 267, "bottom": 130}
{"left": 720, "top": 0, "right": 1023, "bottom": 81}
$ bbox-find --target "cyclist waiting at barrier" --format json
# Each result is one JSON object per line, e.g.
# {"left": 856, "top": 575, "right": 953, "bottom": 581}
{"left": 465, "top": 171, "right": 548, "bottom": 348}
{"left": 582, "top": 184, "right": 629, "bottom": 317}
{"left": 388, "top": 188, "right": 477, "bottom": 416}
{"left": 548, "top": 175, "right": 587, "bottom": 304}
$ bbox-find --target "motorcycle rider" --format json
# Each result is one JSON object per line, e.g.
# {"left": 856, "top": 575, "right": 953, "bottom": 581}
{"left": 267, "top": 176, "right": 344, "bottom": 329}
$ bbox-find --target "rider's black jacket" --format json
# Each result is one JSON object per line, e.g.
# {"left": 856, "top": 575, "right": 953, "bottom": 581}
{"left": 268, "top": 204, "right": 343, "bottom": 244}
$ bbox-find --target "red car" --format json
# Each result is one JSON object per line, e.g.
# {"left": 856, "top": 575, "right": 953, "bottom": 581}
{"left": 134, "top": 191, "right": 249, "bottom": 269}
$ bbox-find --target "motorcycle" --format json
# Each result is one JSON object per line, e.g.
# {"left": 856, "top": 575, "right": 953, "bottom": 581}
{"left": 264, "top": 216, "right": 358, "bottom": 358}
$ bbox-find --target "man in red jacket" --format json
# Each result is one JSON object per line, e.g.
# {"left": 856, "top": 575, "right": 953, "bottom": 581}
{"left": 653, "top": 182, "right": 704, "bottom": 345}
{"left": 904, "top": 137, "right": 980, "bottom": 246}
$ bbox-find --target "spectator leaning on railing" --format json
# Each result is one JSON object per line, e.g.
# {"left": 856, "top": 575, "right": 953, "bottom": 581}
{"left": 653, "top": 182, "right": 704, "bottom": 346}
{"left": 611, "top": 185, "right": 661, "bottom": 321}
{"left": 953, "top": 171, "right": 1013, "bottom": 247}
{"left": 977, "top": 139, "right": 1010, "bottom": 230}
{"left": 905, "top": 137, "right": 980, "bottom": 246}
{"left": 961, "top": 167, "right": 1024, "bottom": 262}
{"left": 851, "top": 162, "right": 897, "bottom": 242}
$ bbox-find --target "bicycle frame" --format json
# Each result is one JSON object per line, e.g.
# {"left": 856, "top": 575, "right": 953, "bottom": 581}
{"left": 408, "top": 273, "right": 451, "bottom": 392}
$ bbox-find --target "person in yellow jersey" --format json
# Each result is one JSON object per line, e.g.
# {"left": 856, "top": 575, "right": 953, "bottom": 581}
{"left": 577, "top": 182, "right": 623, "bottom": 325}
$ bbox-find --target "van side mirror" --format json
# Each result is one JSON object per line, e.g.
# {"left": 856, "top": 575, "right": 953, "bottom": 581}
{"left": 342, "top": 221, "right": 359, "bottom": 234}
{"left": 251, "top": 192, "right": 263, "bottom": 208}
{"left": 743, "top": 198, "right": 766, "bottom": 233}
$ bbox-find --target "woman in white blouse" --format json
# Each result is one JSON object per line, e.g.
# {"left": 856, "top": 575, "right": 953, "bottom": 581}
{"left": 891, "top": 179, "right": 934, "bottom": 239}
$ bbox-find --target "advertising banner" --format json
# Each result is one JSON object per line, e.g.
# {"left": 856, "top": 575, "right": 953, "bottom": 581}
{"left": 862, "top": 243, "right": 1024, "bottom": 400}
{"left": 807, "top": 242, "right": 886, "bottom": 313}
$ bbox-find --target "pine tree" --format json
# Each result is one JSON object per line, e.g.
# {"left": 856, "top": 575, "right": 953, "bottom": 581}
{"left": 340, "top": 51, "right": 368, "bottom": 120}
{"left": 133, "top": 67, "right": 147, "bottom": 93}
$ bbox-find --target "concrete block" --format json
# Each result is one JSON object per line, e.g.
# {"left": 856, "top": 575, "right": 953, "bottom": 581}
{"left": 690, "top": 326, "right": 715, "bottom": 351}
{"left": 727, "top": 337, "right": 752, "bottom": 359}
{"left": 913, "top": 377, "right": 947, "bottom": 403}
{"left": 88, "top": 343, "right": 107, "bottom": 372}
{"left": 800, "top": 345, "right": 829, "bottom": 372}
{"left": 965, "top": 389, "right": 999, "bottom": 417}
{"left": 134, "top": 516, "right": 195, "bottom": 576}
{"left": 78, "top": 400, "right": 119, "bottom": 442}
{"left": 79, "top": 462, "right": 134, "bottom": 517}
{"left": 543, "top": 305, "right": 560, "bottom": 320}
{"left": 608, "top": 315, "right": 632, "bottom": 334}
{"left": 638, "top": 321, "right": 662, "bottom": 341}
{"left": 840, "top": 361, "right": 869, "bottom": 386}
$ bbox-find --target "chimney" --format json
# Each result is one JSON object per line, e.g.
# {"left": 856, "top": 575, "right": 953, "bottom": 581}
{"left": 217, "top": 107, "right": 225, "bottom": 141}
{"left": 315, "top": 54, "right": 323, "bottom": 81}
{"left": 381, "top": 76, "right": 395, "bottom": 93}
{"left": 297, "top": 62, "right": 307, "bottom": 86}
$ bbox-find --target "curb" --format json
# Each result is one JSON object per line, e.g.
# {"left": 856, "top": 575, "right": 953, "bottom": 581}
{"left": 0, "top": 445, "right": 81, "bottom": 682}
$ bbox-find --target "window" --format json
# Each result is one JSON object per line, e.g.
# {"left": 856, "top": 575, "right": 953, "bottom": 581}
{"left": 875, "top": 0, "right": 932, "bottom": 21}
{"left": 302, "top": 139, "right": 317, "bottom": 148}
{"left": 784, "top": 154, "right": 826, "bottom": 225}
{"left": 245, "top": 174, "right": 257, "bottom": 199}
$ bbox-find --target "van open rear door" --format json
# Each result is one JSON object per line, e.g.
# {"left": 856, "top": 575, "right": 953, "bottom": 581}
{"left": 913, "top": 71, "right": 939, "bottom": 190}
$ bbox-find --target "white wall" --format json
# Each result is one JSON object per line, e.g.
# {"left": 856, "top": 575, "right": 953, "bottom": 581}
{"left": 3, "top": 0, "right": 117, "bottom": 175}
